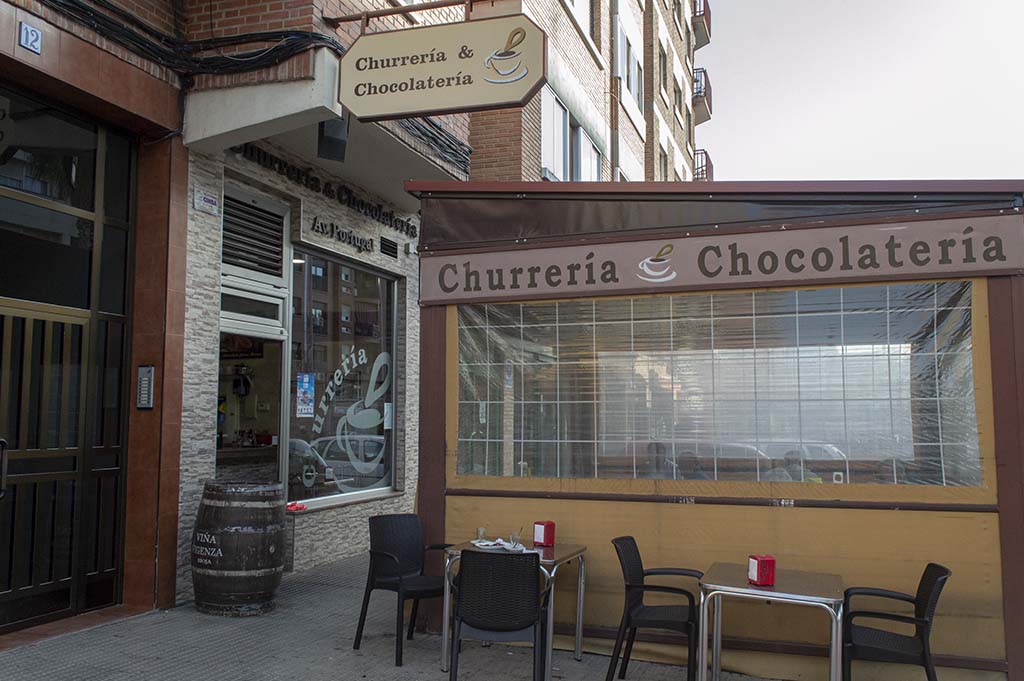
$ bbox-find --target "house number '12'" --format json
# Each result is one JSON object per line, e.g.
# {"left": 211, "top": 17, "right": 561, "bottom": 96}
{"left": 19, "top": 22, "right": 42, "bottom": 55}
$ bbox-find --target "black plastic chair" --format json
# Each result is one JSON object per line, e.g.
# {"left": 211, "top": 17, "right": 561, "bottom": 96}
{"left": 842, "top": 563, "right": 952, "bottom": 681}
{"left": 353, "top": 513, "right": 450, "bottom": 666}
{"left": 606, "top": 536, "right": 703, "bottom": 681}
{"left": 448, "top": 550, "right": 551, "bottom": 681}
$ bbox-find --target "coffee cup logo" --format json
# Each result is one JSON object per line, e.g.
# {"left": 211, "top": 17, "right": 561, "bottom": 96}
{"left": 485, "top": 28, "right": 530, "bottom": 84}
{"left": 637, "top": 244, "right": 677, "bottom": 283}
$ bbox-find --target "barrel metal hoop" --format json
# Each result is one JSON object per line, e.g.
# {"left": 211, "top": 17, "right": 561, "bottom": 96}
{"left": 214, "top": 524, "right": 287, "bottom": 532}
{"left": 193, "top": 566, "right": 285, "bottom": 578}
{"left": 199, "top": 499, "right": 283, "bottom": 508}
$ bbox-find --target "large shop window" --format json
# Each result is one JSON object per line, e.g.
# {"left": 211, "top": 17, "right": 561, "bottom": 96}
{"left": 456, "top": 281, "right": 981, "bottom": 486}
{"left": 289, "top": 252, "right": 396, "bottom": 501}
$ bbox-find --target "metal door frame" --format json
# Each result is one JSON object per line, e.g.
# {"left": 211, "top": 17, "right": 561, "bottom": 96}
{"left": 0, "top": 80, "right": 137, "bottom": 633}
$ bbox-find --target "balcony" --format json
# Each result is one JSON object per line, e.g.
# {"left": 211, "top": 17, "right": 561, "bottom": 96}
{"left": 692, "top": 0, "right": 711, "bottom": 49}
{"left": 694, "top": 149, "right": 713, "bottom": 181}
{"left": 693, "top": 68, "right": 713, "bottom": 125}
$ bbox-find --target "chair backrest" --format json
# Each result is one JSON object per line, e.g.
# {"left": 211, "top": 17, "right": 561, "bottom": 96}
{"left": 456, "top": 550, "right": 542, "bottom": 631}
{"left": 368, "top": 513, "right": 424, "bottom": 579}
{"left": 611, "top": 536, "right": 646, "bottom": 610}
{"left": 914, "top": 562, "right": 952, "bottom": 632}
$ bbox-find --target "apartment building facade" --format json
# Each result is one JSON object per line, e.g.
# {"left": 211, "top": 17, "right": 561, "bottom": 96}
{"left": 0, "top": 0, "right": 470, "bottom": 632}
{"left": 1, "top": 0, "right": 711, "bottom": 639}
{"left": 468, "top": 0, "right": 713, "bottom": 183}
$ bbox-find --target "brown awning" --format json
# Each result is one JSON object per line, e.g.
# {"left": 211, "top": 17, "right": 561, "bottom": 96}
{"left": 406, "top": 180, "right": 1024, "bottom": 252}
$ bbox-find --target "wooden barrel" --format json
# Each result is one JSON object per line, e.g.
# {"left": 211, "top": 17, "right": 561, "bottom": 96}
{"left": 191, "top": 482, "right": 285, "bottom": 616}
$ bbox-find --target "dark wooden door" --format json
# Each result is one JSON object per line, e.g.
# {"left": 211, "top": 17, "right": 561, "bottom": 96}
{"left": 0, "top": 306, "right": 126, "bottom": 632}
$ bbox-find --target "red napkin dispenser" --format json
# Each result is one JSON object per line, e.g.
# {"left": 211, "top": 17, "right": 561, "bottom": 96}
{"left": 748, "top": 554, "right": 776, "bottom": 586}
{"left": 533, "top": 521, "right": 555, "bottom": 547}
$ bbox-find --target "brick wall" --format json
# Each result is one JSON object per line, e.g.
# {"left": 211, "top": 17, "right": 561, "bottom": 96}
{"left": 469, "top": 107, "right": 524, "bottom": 181}
{"left": 467, "top": 0, "right": 614, "bottom": 181}
{"left": 108, "top": 0, "right": 182, "bottom": 35}
{"left": 617, "top": 0, "right": 645, "bottom": 180}
{"left": 642, "top": 0, "right": 693, "bottom": 180}
{"left": 184, "top": 0, "right": 469, "bottom": 165}
{"left": 523, "top": 0, "right": 609, "bottom": 123}
{"left": 6, "top": 0, "right": 180, "bottom": 86}
{"left": 521, "top": 92, "right": 542, "bottom": 181}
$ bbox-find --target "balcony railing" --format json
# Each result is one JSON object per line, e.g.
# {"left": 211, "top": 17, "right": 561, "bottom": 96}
{"left": 692, "top": 68, "right": 712, "bottom": 125}
{"left": 694, "top": 149, "right": 713, "bottom": 181}
{"left": 692, "top": 0, "right": 711, "bottom": 49}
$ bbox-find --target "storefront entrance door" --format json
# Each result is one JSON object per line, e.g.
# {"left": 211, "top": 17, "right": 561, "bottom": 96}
{"left": 0, "top": 85, "right": 134, "bottom": 633}
{"left": 0, "top": 306, "right": 95, "bottom": 630}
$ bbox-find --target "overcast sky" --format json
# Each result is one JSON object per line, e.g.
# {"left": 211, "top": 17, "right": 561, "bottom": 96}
{"left": 697, "top": 0, "right": 1024, "bottom": 180}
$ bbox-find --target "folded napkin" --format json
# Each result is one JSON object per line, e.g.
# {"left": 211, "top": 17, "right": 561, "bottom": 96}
{"left": 495, "top": 538, "right": 542, "bottom": 554}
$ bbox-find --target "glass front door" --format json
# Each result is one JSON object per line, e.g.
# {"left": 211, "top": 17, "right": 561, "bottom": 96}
{"left": 216, "top": 333, "right": 282, "bottom": 484}
{"left": 0, "top": 85, "right": 132, "bottom": 633}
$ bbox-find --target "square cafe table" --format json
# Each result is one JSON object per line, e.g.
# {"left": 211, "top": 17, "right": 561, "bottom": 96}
{"left": 698, "top": 562, "right": 844, "bottom": 681}
{"left": 441, "top": 541, "right": 587, "bottom": 681}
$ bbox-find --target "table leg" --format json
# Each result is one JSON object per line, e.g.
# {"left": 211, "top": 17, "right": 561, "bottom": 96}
{"left": 829, "top": 603, "right": 843, "bottom": 681}
{"left": 697, "top": 591, "right": 711, "bottom": 681}
{"left": 544, "top": 565, "right": 557, "bottom": 681}
{"left": 712, "top": 594, "right": 722, "bottom": 681}
{"left": 441, "top": 553, "right": 454, "bottom": 672}
{"left": 574, "top": 555, "right": 586, "bottom": 661}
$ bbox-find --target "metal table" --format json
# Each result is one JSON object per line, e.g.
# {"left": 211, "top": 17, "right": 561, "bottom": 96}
{"left": 698, "top": 562, "right": 844, "bottom": 681}
{"left": 442, "top": 541, "right": 587, "bottom": 681}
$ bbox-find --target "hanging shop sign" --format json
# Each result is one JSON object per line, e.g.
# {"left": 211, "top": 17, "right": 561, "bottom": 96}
{"left": 339, "top": 14, "right": 547, "bottom": 121}
{"left": 419, "top": 214, "right": 1024, "bottom": 304}
{"left": 233, "top": 143, "right": 418, "bottom": 237}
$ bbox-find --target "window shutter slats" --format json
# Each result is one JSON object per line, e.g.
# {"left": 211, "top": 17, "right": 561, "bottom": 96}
{"left": 222, "top": 195, "right": 284, "bottom": 277}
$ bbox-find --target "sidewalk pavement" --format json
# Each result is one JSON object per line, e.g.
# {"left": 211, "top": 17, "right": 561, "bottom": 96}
{"left": 0, "top": 555, "right": 766, "bottom": 681}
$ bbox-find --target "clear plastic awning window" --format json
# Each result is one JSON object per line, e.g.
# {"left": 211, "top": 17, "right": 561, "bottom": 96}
{"left": 455, "top": 281, "right": 981, "bottom": 486}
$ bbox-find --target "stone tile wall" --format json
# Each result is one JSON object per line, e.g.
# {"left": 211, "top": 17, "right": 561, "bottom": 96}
{"left": 176, "top": 141, "right": 421, "bottom": 601}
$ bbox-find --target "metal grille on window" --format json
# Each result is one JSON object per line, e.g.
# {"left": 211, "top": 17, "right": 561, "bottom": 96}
{"left": 222, "top": 195, "right": 285, "bottom": 276}
{"left": 380, "top": 237, "right": 399, "bottom": 259}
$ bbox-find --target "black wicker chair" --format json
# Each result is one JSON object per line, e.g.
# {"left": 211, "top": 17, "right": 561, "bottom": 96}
{"left": 606, "top": 536, "right": 703, "bottom": 681}
{"left": 448, "top": 550, "right": 551, "bottom": 681}
{"left": 353, "top": 513, "right": 450, "bottom": 666}
{"left": 842, "top": 563, "right": 952, "bottom": 681}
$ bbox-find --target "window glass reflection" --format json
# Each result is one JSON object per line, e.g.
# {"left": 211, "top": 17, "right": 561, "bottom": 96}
{"left": 456, "top": 282, "right": 981, "bottom": 486}
{"left": 0, "top": 88, "right": 97, "bottom": 210}
{"left": 0, "top": 196, "right": 92, "bottom": 308}
{"left": 289, "top": 252, "right": 395, "bottom": 500}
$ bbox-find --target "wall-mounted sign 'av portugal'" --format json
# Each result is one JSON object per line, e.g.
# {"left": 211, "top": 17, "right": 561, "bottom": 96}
{"left": 339, "top": 14, "right": 547, "bottom": 121}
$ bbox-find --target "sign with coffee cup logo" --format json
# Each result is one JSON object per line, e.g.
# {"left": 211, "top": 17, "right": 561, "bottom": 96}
{"left": 419, "top": 214, "right": 1024, "bottom": 305}
{"left": 339, "top": 14, "right": 546, "bottom": 121}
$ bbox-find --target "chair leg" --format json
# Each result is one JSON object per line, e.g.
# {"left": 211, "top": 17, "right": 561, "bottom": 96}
{"left": 686, "top": 623, "right": 698, "bottom": 681}
{"left": 842, "top": 644, "right": 852, "bottom": 681}
{"left": 395, "top": 591, "right": 405, "bottom": 666}
{"left": 605, "top": 613, "right": 629, "bottom": 681}
{"left": 407, "top": 599, "right": 420, "bottom": 640}
{"left": 534, "top": 623, "right": 544, "bottom": 681}
{"left": 353, "top": 584, "right": 373, "bottom": 650}
{"left": 923, "top": 649, "right": 938, "bottom": 681}
{"left": 449, "top": 620, "right": 463, "bottom": 681}
{"left": 619, "top": 628, "right": 637, "bottom": 679}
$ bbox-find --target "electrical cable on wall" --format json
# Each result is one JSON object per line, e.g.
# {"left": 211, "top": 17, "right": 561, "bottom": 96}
{"left": 33, "top": 0, "right": 471, "bottom": 171}
{"left": 35, "top": 0, "right": 347, "bottom": 74}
